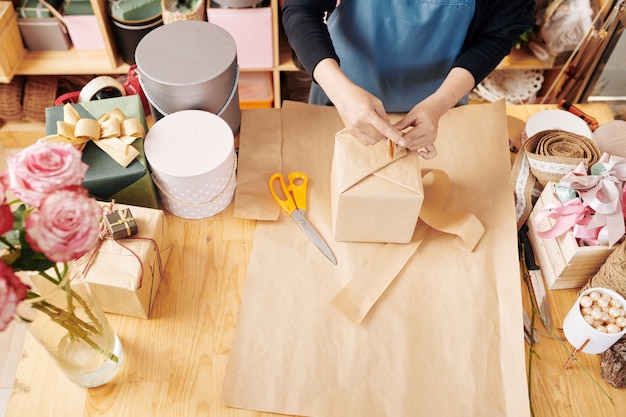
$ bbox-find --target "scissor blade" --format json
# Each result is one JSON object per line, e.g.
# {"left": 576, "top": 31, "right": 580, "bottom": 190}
{"left": 529, "top": 269, "right": 551, "bottom": 331}
{"left": 291, "top": 210, "right": 337, "bottom": 265}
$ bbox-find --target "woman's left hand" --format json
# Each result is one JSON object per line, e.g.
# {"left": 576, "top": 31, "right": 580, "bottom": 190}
{"left": 394, "top": 101, "right": 441, "bottom": 160}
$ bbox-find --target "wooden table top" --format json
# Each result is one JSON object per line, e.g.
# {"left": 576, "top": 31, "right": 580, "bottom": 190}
{"left": 3, "top": 103, "right": 623, "bottom": 417}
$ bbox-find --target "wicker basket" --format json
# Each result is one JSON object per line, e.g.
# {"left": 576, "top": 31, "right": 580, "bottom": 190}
{"left": 162, "top": 0, "right": 206, "bottom": 24}
{"left": 22, "top": 75, "right": 58, "bottom": 122}
{"left": 0, "top": 75, "right": 25, "bottom": 121}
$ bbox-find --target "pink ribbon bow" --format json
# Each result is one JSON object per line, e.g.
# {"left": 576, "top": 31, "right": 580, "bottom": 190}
{"left": 558, "top": 153, "right": 626, "bottom": 247}
{"left": 534, "top": 198, "right": 595, "bottom": 240}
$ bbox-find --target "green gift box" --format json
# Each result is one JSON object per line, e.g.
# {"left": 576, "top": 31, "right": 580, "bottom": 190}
{"left": 18, "top": 0, "right": 63, "bottom": 18}
{"left": 45, "top": 95, "right": 160, "bottom": 209}
{"left": 62, "top": 0, "right": 94, "bottom": 15}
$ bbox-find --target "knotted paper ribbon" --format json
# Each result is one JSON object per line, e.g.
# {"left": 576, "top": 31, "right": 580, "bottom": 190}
{"left": 330, "top": 169, "right": 485, "bottom": 324}
{"left": 511, "top": 129, "right": 601, "bottom": 229}
{"left": 558, "top": 153, "right": 626, "bottom": 247}
{"left": 45, "top": 104, "right": 145, "bottom": 167}
{"left": 78, "top": 202, "right": 164, "bottom": 288}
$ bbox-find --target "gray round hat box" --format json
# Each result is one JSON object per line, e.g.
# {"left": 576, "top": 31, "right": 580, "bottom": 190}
{"left": 134, "top": 21, "right": 241, "bottom": 135}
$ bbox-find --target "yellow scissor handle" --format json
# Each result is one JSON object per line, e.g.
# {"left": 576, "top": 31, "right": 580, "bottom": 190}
{"left": 269, "top": 171, "right": 308, "bottom": 214}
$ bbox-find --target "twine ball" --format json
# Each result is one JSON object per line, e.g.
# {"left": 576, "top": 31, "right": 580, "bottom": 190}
{"left": 583, "top": 241, "right": 626, "bottom": 386}
{"left": 582, "top": 241, "right": 626, "bottom": 300}
{"left": 593, "top": 120, "right": 626, "bottom": 158}
{"left": 601, "top": 335, "right": 626, "bottom": 388}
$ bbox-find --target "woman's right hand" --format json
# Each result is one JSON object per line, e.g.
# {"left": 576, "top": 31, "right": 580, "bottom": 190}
{"left": 313, "top": 59, "right": 406, "bottom": 148}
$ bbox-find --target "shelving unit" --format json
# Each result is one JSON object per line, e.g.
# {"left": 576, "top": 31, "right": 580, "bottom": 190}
{"left": 5, "top": 0, "right": 596, "bottom": 108}
{"left": 11, "top": 0, "right": 123, "bottom": 75}
{"left": 6, "top": 0, "right": 299, "bottom": 108}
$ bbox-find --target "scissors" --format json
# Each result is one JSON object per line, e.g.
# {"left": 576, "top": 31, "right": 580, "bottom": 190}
{"left": 269, "top": 171, "right": 337, "bottom": 265}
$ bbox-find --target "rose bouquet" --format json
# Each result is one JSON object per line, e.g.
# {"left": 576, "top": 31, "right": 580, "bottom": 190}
{"left": 0, "top": 140, "right": 123, "bottom": 387}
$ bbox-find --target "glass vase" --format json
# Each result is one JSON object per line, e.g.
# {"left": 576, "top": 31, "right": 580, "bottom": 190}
{"left": 15, "top": 263, "right": 124, "bottom": 387}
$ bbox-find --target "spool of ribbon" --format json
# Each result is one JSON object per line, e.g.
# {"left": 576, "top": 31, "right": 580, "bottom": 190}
{"left": 44, "top": 104, "right": 145, "bottom": 167}
{"left": 511, "top": 129, "right": 601, "bottom": 229}
{"left": 78, "top": 76, "right": 126, "bottom": 103}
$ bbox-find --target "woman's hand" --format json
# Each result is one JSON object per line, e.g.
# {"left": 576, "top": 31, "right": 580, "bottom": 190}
{"left": 313, "top": 59, "right": 405, "bottom": 148}
{"left": 394, "top": 102, "right": 440, "bottom": 159}
{"left": 332, "top": 83, "right": 406, "bottom": 147}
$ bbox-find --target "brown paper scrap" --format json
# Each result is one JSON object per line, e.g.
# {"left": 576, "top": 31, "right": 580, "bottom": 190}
{"left": 330, "top": 168, "right": 484, "bottom": 324}
{"left": 233, "top": 108, "right": 283, "bottom": 220}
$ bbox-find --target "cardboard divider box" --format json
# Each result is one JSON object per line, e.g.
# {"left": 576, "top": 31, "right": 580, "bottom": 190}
{"left": 18, "top": 17, "right": 72, "bottom": 50}
{"left": 207, "top": 6, "right": 273, "bottom": 69}
{"left": 0, "top": 1, "right": 26, "bottom": 82}
{"left": 64, "top": 14, "right": 105, "bottom": 50}
{"left": 239, "top": 71, "right": 273, "bottom": 109}
{"left": 527, "top": 181, "right": 615, "bottom": 290}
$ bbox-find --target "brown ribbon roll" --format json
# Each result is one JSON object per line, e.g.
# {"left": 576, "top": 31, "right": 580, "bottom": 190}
{"left": 511, "top": 129, "right": 601, "bottom": 229}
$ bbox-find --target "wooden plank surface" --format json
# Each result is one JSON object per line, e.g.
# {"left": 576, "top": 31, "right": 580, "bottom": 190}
{"left": 508, "top": 103, "right": 626, "bottom": 417}
{"left": 3, "top": 103, "right": 624, "bottom": 417}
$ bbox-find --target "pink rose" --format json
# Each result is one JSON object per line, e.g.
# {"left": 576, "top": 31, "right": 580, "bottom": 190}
{"left": 0, "top": 261, "right": 29, "bottom": 331}
{"left": 7, "top": 140, "right": 88, "bottom": 207}
{"left": 25, "top": 189, "right": 102, "bottom": 262}
{"left": 0, "top": 204, "right": 11, "bottom": 235}
{"left": 0, "top": 170, "right": 8, "bottom": 203}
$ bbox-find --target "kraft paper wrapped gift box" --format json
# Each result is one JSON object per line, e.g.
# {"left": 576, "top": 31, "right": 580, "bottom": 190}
{"left": 45, "top": 95, "right": 160, "bottom": 209}
{"left": 331, "top": 128, "right": 424, "bottom": 243}
{"left": 75, "top": 203, "right": 172, "bottom": 319}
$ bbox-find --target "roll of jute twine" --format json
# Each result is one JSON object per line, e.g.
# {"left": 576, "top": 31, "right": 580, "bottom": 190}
{"left": 581, "top": 240, "right": 626, "bottom": 387}
{"left": 511, "top": 129, "right": 601, "bottom": 229}
{"left": 526, "top": 130, "right": 601, "bottom": 186}
{"left": 581, "top": 240, "right": 626, "bottom": 299}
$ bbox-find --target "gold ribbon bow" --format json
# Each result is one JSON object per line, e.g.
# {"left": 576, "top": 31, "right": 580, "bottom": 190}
{"left": 45, "top": 104, "right": 146, "bottom": 167}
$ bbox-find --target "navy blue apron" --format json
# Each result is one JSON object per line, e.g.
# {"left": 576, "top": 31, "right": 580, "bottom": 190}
{"left": 310, "top": 0, "right": 475, "bottom": 112}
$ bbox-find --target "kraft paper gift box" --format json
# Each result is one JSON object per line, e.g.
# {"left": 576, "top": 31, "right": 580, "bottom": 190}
{"left": 330, "top": 128, "right": 424, "bottom": 243}
{"left": 75, "top": 203, "right": 172, "bottom": 319}
{"left": 45, "top": 95, "right": 160, "bottom": 208}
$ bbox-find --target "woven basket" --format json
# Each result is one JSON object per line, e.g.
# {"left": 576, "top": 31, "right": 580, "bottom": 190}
{"left": 0, "top": 75, "right": 26, "bottom": 121}
{"left": 162, "top": 0, "right": 206, "bottom": 24}
{"left": 23, "top": 76, "right": 58, "bottom": 122}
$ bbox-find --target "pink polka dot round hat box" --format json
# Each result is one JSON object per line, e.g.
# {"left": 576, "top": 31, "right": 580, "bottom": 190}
{"left": 144, "top": 110, "right": 236, "bottom": 219}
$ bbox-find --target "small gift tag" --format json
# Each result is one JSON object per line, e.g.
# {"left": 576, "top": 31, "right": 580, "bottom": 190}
{"left": 105, "top": 208, "right": 138, "bottom": 239}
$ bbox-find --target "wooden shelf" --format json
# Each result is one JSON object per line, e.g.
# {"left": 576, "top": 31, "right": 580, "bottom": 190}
{"left": 497, "top": 47, "right": 557, "bottom": 71}
{"left": 3, "top": 0, "right": 563, "bottom": 108}
{"left": 15, "top": 48, "right": 128, "bottom": 76}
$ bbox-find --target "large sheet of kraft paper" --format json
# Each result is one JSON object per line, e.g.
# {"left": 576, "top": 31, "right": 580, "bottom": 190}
{"left": 223, "top": 100, "right": 529, "bottom": 417}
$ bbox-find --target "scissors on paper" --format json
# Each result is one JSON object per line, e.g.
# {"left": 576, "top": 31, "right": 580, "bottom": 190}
{"left": 269, "top": 171, "right": 337, "bottom": 265}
